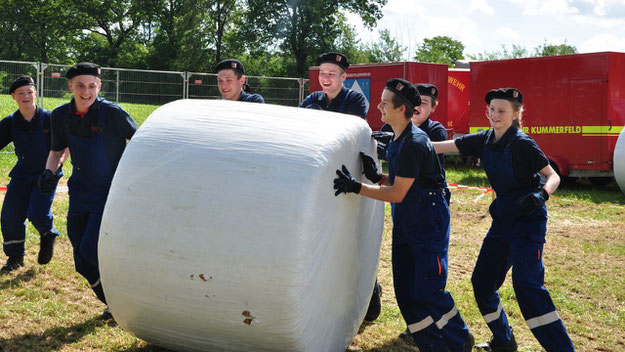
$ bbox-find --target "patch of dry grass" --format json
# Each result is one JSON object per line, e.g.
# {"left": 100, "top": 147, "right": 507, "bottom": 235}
{"left": 0, "top": 182, "right": 624, "bottom": 351}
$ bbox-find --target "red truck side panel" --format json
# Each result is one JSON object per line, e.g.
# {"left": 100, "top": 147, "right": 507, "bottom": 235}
{"left": 309, "top": 62, "right": 448, "bottom": 131}
{"left": 470, "top": 52, "right": 625, "bottom": 175}
{"left": 447, "top": 69, "right": 471, "bottom": 136}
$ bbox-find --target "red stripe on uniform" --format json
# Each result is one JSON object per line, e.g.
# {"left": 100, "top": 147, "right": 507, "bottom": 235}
{"left": 437, "top": 256, "right": 442, "bottom": 275}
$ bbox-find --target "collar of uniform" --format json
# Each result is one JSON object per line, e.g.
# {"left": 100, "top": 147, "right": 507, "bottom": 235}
{"left": 418, "top": 117, "right": 431, "bottom": 129}
{"left": 391, "top": 120, "right": 414, "bottom": 144}
{"left": 69, "top": 97, "right": 103, "bottom": 114}
{"left": 13, "top": 107, "right": 41, "bottom": 127}
{"left": 330, "top": 86, "right": 349, "bottom": 103}
{"left": 487, "top": 126, "right": 518, "bottom": 147}
{"left": 237, "top": 90, "right": 248, "bottom": 101}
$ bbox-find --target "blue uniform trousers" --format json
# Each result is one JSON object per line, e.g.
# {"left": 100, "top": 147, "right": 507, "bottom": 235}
{"left": 1, "top": 177, "right": 59, "bottom": 257}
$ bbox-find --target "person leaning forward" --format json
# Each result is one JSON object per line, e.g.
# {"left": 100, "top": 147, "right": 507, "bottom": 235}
{"left": 334, "top": 78, "right": 474, "bottom": 352}
{"left": 299, "top": 52, "right": 368, "bottom": 119}
{"left": 0, "top": 75, "right": 69, "bottom": 273}
{"left": 215, "top": 59, "right": 264, "bottom": 103}
{"left": 39, "top": 62, "right": 138, "bottom": 319}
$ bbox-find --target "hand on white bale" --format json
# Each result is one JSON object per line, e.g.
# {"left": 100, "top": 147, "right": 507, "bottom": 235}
{"left": 98, "top": 99, "right": 385, "bottom": 352}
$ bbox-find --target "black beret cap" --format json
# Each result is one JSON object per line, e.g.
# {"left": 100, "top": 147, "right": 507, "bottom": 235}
{"left": 215, "top": 59, "right": 245, "bottom": 75}
{"left": 415, "top": 83, "right": 438, "bottom": 100}
{"left": 66, "top": 62, "right": 101, "bottom": 79}
{"left": 317, "top": 52, "right": 349, "bottom": 71}
{"left": 9, "top": 75, "right": 35, "bottom": 94}
{"left": 385, "top": 78, "right": 421, "bottom": 109}
{"left": 485, "top": 88, "right": 523, "bottom": 104}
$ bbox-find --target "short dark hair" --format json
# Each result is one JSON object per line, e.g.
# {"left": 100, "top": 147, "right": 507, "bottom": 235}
{"left": 389, "top": 90, "right": 414, "bottom": 118}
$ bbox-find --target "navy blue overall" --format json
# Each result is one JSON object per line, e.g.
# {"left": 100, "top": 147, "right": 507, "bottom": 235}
{"left": 471, "top": 129, "right": 574, "bottom": 351}
{"left": 299, "top": 87, "right": 367, "bottom": 118}
{"left": 2, "top": 109, "right": 60, "bottom": 258}
{"left": 64, "top": 104, "right": 115, "bottom": 304}
{"left": 388, "top": 125, "right": 469, "bottom": 352}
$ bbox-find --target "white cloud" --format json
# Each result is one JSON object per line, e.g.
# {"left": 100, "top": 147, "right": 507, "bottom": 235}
{"left": 470, "top": 0, "right": 495, "bottom": 15}
{"left": 508, "top": 0, "right": 579, "bottom": 16}
{"left": 579, "top": 33, "right": 625, "bottom": 52}
{"left": 495, "top": 26, "right": 520, "bottom": 40}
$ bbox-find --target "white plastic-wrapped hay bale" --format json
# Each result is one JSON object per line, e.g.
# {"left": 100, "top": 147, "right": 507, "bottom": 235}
{"left": 615, "top": 127, "right": 625, "bottom": 195}
{"left": 99, "top": 99, "right": 385, "bottom": 352}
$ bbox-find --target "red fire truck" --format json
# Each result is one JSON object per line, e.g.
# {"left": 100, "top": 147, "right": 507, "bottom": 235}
{"left": 308, "top": 62, "right": 448, "bottom": 131}
{"left": 447, "top": 68, "right": 471, "bottom": 138}
{"left": 468, "top": 52, "right": 625, "bottom": 185}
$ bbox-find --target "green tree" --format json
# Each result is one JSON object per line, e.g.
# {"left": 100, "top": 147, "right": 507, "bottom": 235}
{"left": 467, "top": 44, "right": 529, "bottom": 61}
{"left": 70, "top": 0, "right": 151, "bottom": 66}
{"left": 534, "top": 40, "right": 577, "bottom": 57}
{"left": 414, "top": 36, "right": 464, "bottom": 66}
{"left": 362, "top": 29, "right": 405, "bottom": 63}
{"left": 0, "top": 0, "right": 80, "bottom": 63}
{"left": 244, "top": 0, "right": 387, "bottom": 76}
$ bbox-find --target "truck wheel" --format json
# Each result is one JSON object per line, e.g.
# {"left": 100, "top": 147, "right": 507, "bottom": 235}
{"left": 589, "top": 177, "right": 613, "bottom": 187}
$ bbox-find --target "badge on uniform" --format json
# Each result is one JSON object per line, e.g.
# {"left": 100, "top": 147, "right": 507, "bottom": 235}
{"left": 336, "top": 55, "right": 342, "bottom": 62}
{"left": 431, "top": 88, "right": 436, "bottom": 95}
{"left": 396, "top": 82, "right": 404, "bottom": 91}
{"left": 232, "top": 62, "right": 237, "bottom": 69}
{"left": 513, "top": 90, "right": 519, "bottom": 98}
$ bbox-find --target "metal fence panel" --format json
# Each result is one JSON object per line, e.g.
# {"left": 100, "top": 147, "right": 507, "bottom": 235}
{"left": 2, "top": 59, "right": 309, "bottom": 108}
{"left": 0, "top": 60, "right": 39, "bottom": 95}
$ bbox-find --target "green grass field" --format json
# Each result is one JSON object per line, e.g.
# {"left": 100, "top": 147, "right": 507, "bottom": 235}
{"left": 0, "top": 94, "right": 624, "bottom": 351}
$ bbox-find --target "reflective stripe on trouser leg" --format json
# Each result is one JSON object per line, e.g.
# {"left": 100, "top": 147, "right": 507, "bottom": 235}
{"left": 472, "top": 237, "right": 515, "bottom": 344}
{"left": 1, "top": 178, "right": 31, "bottom": 257}
{"left": 511, "top": 238, "right": 575, "bottom": 351}
{"left": 393, "top": 243, "right": 449, "bottom": 352}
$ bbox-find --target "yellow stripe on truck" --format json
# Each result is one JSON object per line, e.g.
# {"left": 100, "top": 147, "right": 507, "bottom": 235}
{"left": 468, "top": 126, "right": 623, "bottom": 136}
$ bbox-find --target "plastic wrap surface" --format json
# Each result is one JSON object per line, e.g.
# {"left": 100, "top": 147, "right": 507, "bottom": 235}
{"left": 615, "top": 128, "right": 625, "bottom": 194}
{"left": 99, "top": 99, "right": 385, "bottom": 352}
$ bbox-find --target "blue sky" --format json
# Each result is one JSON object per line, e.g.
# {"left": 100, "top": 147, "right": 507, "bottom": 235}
{"left": 347, "top": 0, "right": 625, "bottom": 59}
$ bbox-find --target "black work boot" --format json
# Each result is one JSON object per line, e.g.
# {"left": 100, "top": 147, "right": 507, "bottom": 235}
{"left": 364, "top": 280, "right": 382, "bottom": 322}
{"left": 1, "top": 256, "right": 24, "bottom": 273}
{"left": 38, "top": 232, "right": 56, "bottom": 265}
{"left": 476, "top": 329, "right": 518, "bottom": 351}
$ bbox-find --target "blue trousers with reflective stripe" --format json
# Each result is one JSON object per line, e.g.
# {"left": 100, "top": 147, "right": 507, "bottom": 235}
{"left": 1, "top": 177, "right": 59, "bottom": 257}
{"left": 67, "top": 209, "right": 106, "bottom": 304}
{"left": 472, "top": 236, "right": 574, "bottom": 351}
{"left": 393, "top": 243, "right": 469, "bottom": 352}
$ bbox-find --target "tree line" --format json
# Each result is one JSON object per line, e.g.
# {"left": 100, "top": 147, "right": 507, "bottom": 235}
{"left": 0, "top": 0, "right": 577, "bottom": 77}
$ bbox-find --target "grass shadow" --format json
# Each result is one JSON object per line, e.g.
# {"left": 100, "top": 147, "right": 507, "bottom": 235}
{"left": 0, "top": 267, "right": 37, "bottom": 290}
{"left": 0, "top": 316, "right": 111, "bottom": 352}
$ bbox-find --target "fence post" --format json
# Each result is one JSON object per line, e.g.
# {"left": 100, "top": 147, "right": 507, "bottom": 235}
{"left": 116, "top": 70, "right": 120, "bottom": 103}
{"left": 39, "top": 62, "right": 48, "bottom": 107}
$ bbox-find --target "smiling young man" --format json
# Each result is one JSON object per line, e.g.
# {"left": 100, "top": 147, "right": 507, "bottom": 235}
{"left": 0, "top": 76, "right": 68, "bottom": 273}
{"left": 39, "top": 62, "right": 137, "bottom": 319}
{"left": 334, "top": 78, "right": 474, "bottom": 352}
{"left": 299, "top": 52, "right": 368, "bottom": 119}
{"left": 215, "top": 59, "right": 264, "bottom": 103}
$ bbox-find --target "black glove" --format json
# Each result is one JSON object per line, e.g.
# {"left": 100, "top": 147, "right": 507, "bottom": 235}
{"left": 334, "top": 165, "right": 362, "bottom": 196}
{"left": 515, "top": 189, "right": 548, "bottom": 216}
{"left": 371, "top": 131, "right": 394, "bottom": 145}
{"left": 359, "top": 152, "right": 382, "bottom": 184}
{"left": 38, "top": 169, "right": 61, "bottom": 193}
{"left": 376, "top": 142, "right": 387, "bottom": 160}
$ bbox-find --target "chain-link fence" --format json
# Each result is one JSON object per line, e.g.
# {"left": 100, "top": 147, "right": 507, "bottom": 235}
{"left": 2, "top": 60, "right": 309, "bottom": 108}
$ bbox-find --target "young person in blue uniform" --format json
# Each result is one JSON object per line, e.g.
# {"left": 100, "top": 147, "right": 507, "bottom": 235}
{"left": 432, "top": 88, "right": 575, "bottom": 351}
{"left": 334, "top": 78, "right": 474, "bottom": 352}
{"left": 412, "top": 84, "right": 451, "bottom": 204}
{"left": 302, "top": 52, "right": 380, "bottom": 320}
{"left": 215, "top": 59, "right": 265, "bottom": 103}
{"left": 0, "top": 76, "right": 68, "bottom": 273}
{"left": 39, "top": 63, "right": 138, "bottom": 318}
{"left": 299, "top": 52, "right": 368, "bottom": 119}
